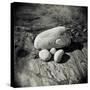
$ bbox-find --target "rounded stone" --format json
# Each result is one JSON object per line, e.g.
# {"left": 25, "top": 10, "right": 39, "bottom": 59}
{"left": 34, "top": 26, "right": 71, "bottom": 49}
{"left": 50, "top": 48, "right": 56, "bottom": 54}
{"left": 54, "top": 49, "right": 64, "bottom": 63}
{"left": 39, "top": 49, "right": 51, "bottom": 61}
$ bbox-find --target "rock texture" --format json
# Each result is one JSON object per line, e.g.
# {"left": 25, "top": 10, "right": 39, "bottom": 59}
{"left": 34, "top": 26, "right": 71, "bottom": 49}
{"left": 14, "top": 46, "right": 87, "bottom": 87}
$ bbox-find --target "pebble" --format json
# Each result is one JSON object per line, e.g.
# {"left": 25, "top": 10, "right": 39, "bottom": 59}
{"left": 39, "top": 49, "right": 51, "bottom": 61}
{"left": 50, "top": 48, "right": 56, "bottom": 54}
{"left": 54, "top": 49, "right": 64, "bottom": 63}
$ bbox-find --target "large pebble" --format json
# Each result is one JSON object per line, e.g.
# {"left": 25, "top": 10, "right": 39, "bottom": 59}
{"left": 39, "top": 49, "right": 51, "bottom": 61}
{"left": 34, "top": 26, "right": 71, "bottom": 49}
{"left": 50, "top": 48, "right": 56, "bottom": 54}
{"left": 54, "top": 49, "right": 64, "bottom": 63}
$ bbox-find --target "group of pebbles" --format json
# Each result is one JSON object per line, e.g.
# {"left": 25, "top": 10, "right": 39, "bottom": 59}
{"left": 34, "top": 26, "right": 71, "bottom": 63}
{"left": 39, "top": 48, "right": 64, "bottom": 63}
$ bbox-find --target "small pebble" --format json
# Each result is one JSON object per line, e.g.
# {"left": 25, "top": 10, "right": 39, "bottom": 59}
{"left": 56, "top": 39, "right": 62, "bottom": 45}
{"left": 39, "top": 49, "right": 51, "bottom": 61}
{"left": 50, "top": 48, "right": 56, "bottom": 54}
{"left": 54, "top": 49, "right": 64, "bottom": 63}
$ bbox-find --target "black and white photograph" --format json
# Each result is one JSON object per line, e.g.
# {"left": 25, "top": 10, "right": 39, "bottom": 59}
{"left": 11, "top": 2, "right": 88, "bottom": 87}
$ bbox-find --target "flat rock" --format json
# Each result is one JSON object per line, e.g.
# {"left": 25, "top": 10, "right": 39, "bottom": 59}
{"left": 15, "top": 47, "right": 87, "bottom": 87}
{"left": 34, "top": 26, "right": 71, "bottom": 49}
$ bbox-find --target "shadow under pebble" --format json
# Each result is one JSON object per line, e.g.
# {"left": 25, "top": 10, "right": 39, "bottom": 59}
{"left": 60, "top": 54, "right": 70, "bottom": 63}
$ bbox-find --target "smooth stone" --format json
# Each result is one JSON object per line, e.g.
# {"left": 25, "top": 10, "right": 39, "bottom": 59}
{"left": 39, "top": 49, "right": 51, "bottom": 61}
{"left": 34, "top": 26, "right": 71, "bottom": 49}
{"left": 56, "top": 39, "right": 62, "bottom": 45}
{"left": 50, "top": 48, "right": 56, "bottom": 54}
{"left": 54, "top": 49, "right": 64, "bottom": 63}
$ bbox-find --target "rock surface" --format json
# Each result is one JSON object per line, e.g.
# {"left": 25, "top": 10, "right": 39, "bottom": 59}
{"left": 14, "top": 47, "right": 87, "bottom": 87}
{"left": 39, "top": 49, "right": 51, "bottom": 61}
{"left": 34, "top": 26, "right": 71, "bottom": 49}
{"left": 54, "top": 49, "right": 64, "bottom": 63}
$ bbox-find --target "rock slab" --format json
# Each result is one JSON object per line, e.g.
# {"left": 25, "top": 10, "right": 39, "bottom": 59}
{"left": 14, "top": 47, "right": 87, "bottom": 87}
